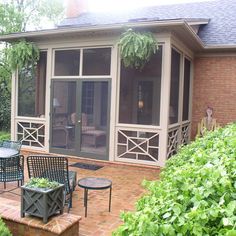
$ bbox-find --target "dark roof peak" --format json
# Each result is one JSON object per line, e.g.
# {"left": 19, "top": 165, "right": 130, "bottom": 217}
{"left": 59, "top": 0, "right": 236, "bottom": 46}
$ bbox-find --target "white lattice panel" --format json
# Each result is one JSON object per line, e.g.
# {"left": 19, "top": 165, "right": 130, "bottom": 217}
{"left": 167, "top": 122, "right": 190, "bottom": 159}
{"left": 167, "top": 126, "right": 179, "bottom": 159}
{"left": 17, "top": 121, "right": 45, "bottom": 148}
{"left": 116, "top": 129, "right": 160, "bottom": 163}
{"left": 181, "top": 123, "right": 190, "bottom": 145}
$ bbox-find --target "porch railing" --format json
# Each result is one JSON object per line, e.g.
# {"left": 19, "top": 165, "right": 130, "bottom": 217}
{"left": 115, "top": 126, "right": 161, "bottom": 165}
{"left": 15, "top": 117, "right": 46, "bottom": 150}
{"left": 167, "top": 121, "right": 191, "bottom": 159}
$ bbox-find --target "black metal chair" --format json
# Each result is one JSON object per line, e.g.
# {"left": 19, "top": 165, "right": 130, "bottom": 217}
{"left": 0, "top": 140, "right": 22, "bottom": 153}
{"left": 27, "top": 155, "right": 77, "bottom": 211}
{"left": 0, "top": 154, "right": 24, "bottom": 190}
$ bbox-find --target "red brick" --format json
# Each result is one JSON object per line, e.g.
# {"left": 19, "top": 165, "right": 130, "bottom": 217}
{"left": 192, "top": 55, "right": 236, "bottom": 138}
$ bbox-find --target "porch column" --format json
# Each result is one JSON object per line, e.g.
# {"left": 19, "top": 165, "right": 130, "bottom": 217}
{"left": 45, "top": 48, "right": 52, "bottom": 152}
{"left": 109, "top": 44, "right": 118, "bottom": 161}
{"left": 159, "top": 38, "right": 172, "bottom": 167}
{"left": 11, "top": 71, "right": 17, "bottom": 140}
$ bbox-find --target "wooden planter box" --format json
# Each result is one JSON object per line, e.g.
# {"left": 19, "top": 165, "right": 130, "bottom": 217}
{"left": 21, "top": 184, "right": 64, "bottom": 223}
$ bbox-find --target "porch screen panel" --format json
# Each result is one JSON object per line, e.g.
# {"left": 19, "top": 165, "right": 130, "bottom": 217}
{"left": 169, "top": 49, "right": 181, "bottom": 124}
{"left": 182, "top": 58, "right": 191, "bottom": 121}
{"left": 82, "top": 48, "right": 111, "bottom": 75}
{"left": 119, "top": 46, "right": 162, "bottom": 126}
{"left": 54, "top": 49, "right": 80, "bottom": 76}
{"left": 80, "top": 81, "right": 109, "bottom": 156}
{"left": 18, "top": 51, "right": 47, "bottom": 117}
{"left": 51, "top": 81, "right": 76, "bottom": 150}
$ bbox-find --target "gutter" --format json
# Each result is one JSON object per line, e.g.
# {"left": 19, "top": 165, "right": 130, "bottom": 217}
{"left": 182, "top": 20, "right": 205, "bottom": 49}
{"left": 205, "top": 44, "right": 236, "bottom": 50}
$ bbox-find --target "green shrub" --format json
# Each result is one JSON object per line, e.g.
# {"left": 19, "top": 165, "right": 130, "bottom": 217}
{"left": 113, "top": 123, "right": 236, "bottom": 236}
{"left": 0, "top": 88, "right": 11, "bottom": 131}
{"left": 0, "top": 218, "right": 12, "bottom": 236}
{"left": 0, "top": 132, "right": 10, "bottom": 142}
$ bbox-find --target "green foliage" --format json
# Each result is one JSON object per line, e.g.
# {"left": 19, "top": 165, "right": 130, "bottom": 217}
{"left": 38, "top": 0, "right": 65, "bottom": 27}
{"left": 0, "top": 50, "right": 11, "bottom": 131}
{"left": 0, "top": 218, "right": 12, "bottom": 236}
{"left": 0, "top": 3, "right": 24, "bottom": 34}
{"left": 0, "top": 39, "right": 39, "bottom": 129}
{"left": 0, "top": 131, "right": 10, "bottom": 142}
{"left": 6, "top": 40, "right": 39, "bottom": 70}
{"left": 113, "top": 123, "right": 236, "bottom": 236}
{"left": 0, "top": 131, "right": 10, "bottom": 141}
{"left": 0, "top": 1, "right": 64, "bottom": 132}
{"left": 0, "top": 83, "right": 11, "bottom": 131}
{"left": 3, "top": 0, "right": 65, "bottom": 31}
{"left": 26, "top": 178, "right": 60, "bottom": 190}
{"left": 118, "top": 28, "right": 158, "bottom": 69}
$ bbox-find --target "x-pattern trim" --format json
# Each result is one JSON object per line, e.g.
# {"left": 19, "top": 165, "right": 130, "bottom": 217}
{"left": 18, "top": 122, "right": 45, "bottom": 147}
{"left": 117, "top": 130, "right": 159, "bottom": 162}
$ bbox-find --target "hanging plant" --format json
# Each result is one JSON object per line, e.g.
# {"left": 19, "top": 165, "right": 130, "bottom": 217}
{"left": 118, "top": 28, "right": 158, "bottom": 69}
{"left": 6, "top": 39, "right": 40, "bottom": 70}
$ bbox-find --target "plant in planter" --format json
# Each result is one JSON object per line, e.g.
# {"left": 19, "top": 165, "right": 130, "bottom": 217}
{"left": 25, "top": 177, "right": 60, "bottom": 189}
{"left": 118, "top": 28, "right": 158, "bottom": 69}
{"left": 21, "top": 178, "right": 64, "bottom": 223}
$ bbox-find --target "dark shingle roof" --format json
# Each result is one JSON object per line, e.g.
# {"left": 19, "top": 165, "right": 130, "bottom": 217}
{"left": 59, "top": 0, "right": 236, "bottom": 46}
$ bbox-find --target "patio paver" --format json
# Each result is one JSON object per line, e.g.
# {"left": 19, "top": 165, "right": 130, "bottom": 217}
{"left": 0, "top": 151, "right": 160, "bottom": 236}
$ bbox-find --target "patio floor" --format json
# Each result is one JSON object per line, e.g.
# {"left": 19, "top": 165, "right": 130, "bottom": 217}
{"left": 0, "top": 151, "right": 160, "bottom": 236}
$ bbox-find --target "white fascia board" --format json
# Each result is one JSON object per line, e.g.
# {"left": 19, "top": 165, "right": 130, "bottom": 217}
{"left": 0, "top": 19, "right": 201, "bottom": 42}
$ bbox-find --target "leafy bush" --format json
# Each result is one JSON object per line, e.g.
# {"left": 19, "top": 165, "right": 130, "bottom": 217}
{"left": 0, "top": 84, "right": 11, "bottom": 131}
{"left": 26, "top": 178, "right": 60, "bottom": 190}
{"left": 0, "top": 131, "right": 10, "bottom": 141}
{"left": 113, "top": 123, "right": 236, "bottom": 236}
{"left": 0, "top": 218, "right": 12, "bottom": 236}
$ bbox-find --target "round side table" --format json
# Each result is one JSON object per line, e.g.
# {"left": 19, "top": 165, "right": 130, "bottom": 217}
{"left": 78, "top": 177, "right": 112, "bottom": 217}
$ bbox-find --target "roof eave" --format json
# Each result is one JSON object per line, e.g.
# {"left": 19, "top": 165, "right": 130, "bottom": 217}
{"left": 182, "top": 21, "right": 205, "bottom": 50}
{"left": 0, "top": 19, "right": 202, "bottom": 42}
{"left": 0, "top": 19, "right": 210, "bottom": 52}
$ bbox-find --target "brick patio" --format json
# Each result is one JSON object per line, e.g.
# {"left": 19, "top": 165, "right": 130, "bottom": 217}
{"left": 0, "top": 151, "right": 160, "bottom": 236}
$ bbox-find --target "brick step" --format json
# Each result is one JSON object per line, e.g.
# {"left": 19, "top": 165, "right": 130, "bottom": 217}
{"left": 0, "top": 197, "right": 81, "bottom": 236}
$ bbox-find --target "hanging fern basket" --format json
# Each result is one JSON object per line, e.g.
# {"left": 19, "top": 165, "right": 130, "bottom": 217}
{"left": 6, "top": 39, "right": 40, "bottom": 71}
{"left": 118, "top": 28, "right": 158, "bottom": 69}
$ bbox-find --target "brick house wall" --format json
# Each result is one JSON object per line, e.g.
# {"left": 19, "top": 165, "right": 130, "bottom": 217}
{"left": 191, "top": 55, "right": 236, "bottom": 138}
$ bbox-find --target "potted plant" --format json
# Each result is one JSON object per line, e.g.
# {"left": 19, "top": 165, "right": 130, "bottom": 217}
{"left": 21, "top": 178, "right": 64, "bottom": 223}
{"left": 118, "top": 28, "right": 158, "bottom": 69}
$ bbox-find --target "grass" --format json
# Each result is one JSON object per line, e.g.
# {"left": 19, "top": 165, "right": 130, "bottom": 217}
{"left": 0, "top": 131, "right": 10, "bottom": 141}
